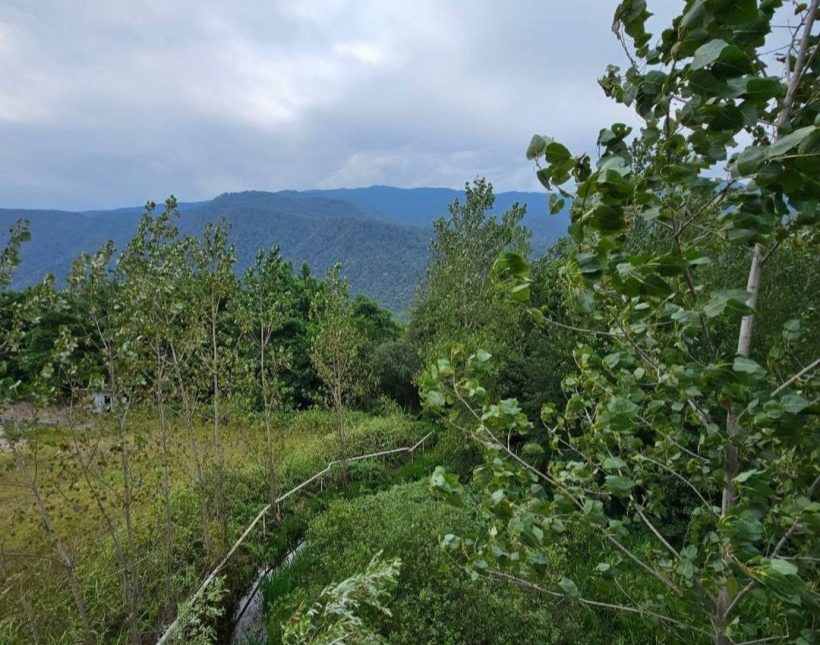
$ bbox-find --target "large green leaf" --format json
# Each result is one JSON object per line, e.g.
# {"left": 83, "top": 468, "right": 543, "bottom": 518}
{"left": 691, "top": 39, "right": 729, "bottom": 70}
{"left": 781, "top": 393, "right": 810, "bottom": 415}
{"left": 558, "top": 577, "right": 580, "bottom": 598}
{"left": 765, "top": 126, "right": 817, "bottom": 159}
{"left": 605, "top": 475, "right": 636, "bottom": 497}
{"left": 703, "top": 289, "right": 752, "bottom": 317}
{"left": 526, "top": 134, "right": 548, "bottom": 160}
{"left": 732, "top": 356, "right": 764, "bottom": 375}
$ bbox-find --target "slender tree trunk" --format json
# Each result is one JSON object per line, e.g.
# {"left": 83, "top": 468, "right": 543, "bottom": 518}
{"left": 117, "top": 411, "right": 134, "bottom": 550}
{"left": 187, "top": 408, "right": 213, "bottom": 560}
{"left": 721, "top": 243, "right": 763, "bottom": 512}
{"left": 170, "top": 344, "right": 214, "bottom": 561}
{"left": 12, "top": 441, "right": 95, "bottom": 645}
{"left": 264, "top": 413, "right": 278, "bottom": 512}
{"left": 156, "top": 356, "right": 175, "bottom": 619}
{"left": 259, "top": 328, "right": 278, "bottom": 514}
{"left": 87, "top": 298, "right": 141, "bottom": 642}
{"left": 116, "top": 411, "right": 140, "bottom": 645}
{"left": 716, "top": 245, "right": 763, "bottom": 643}
{"left": 108, "top": 361, "right": 134, "bottom": 553}
{"left": 105, "top": 354, "right": 141, "bottom": 645}
{"left": 192, "top": 442, "right": 214, "bottom": 561}
{"left": 211, "top": 299, "right": 228, "bottom": 548}
{"left": 333, "top": 387, "right": 348, "bottom": 487}
{"left": 71, "top": 434, "right": 141, "bottom": 644}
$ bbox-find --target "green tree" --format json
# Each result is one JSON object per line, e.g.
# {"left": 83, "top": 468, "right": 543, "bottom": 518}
{"left": 274, "top": 262, "right": 323, "bottom": 409}
{"left": 367, "top": 338, "right": 422, "bottom": 411}
{"left": 164, "top": 231, "right": 219, "bottom": 561}
{"left": 117, "top": 197, "right": 185, "bottom": 618}
{"left": 235, "top": 247, "right": 292, "bottom": 510}
{"left": 191, "top": 221, "right": 237, "bottom": 549}
{"left": 351, "top": 294, "right": 401, "bottom": 346}
{"left": 409, "top": 178, "right": 530, "bottom": 366}
{"left": 350, "top": 294, "right": 406, "bottom": 409}
{"left": 0, "top": 220, "right": 30, "bottom": 400}
{"left": 310, "top": 265, "right": 362, "bottom": 485}
{"left": 494, "top": 240, "right": 582, "bottom": 418}
{"left": 67, "top": 240, "right": 147, "bottom": 645}
{"left": 0, "top": 219, "right": 29, "bottom": 290}
{"left": 425, "top": 2, "right": 820, "bottom": 643}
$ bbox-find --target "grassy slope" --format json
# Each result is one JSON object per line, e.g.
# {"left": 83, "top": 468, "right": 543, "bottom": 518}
{"left": 0, "top": 409, "right": 429, "bottom": 643}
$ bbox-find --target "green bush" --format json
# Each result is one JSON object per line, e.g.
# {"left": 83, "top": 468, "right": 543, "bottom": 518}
{"left": 274, "top": 413, "right": 427, "bottom": 497}
{"left": 343, "top": 414, "right": 425, "bottom": 456}
{"left": 282, "top": 408, "right": 367, "bottom": 437}
{"left": 265, "top": 481, "right": 560, "bottom": 644}
{"left": 343, "top": 459, "right": 391, "bottom": 495}
{"left": 278, "top": 446, "right": 330, "bottom": 492}
{"left": 389, "top": 449, "right": 440, "bottom": 483}
{"left": 429, "top": 425, "right": 482, "bottom": 480}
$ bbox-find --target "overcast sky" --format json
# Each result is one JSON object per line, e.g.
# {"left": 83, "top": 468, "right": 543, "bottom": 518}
{"left": 1, "top": 1, "right": 681, "bottom": 210}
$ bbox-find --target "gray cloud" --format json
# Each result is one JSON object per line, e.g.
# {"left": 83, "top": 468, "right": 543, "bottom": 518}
{"left": 1, "top": 1, "right": 676, "bottom": 210}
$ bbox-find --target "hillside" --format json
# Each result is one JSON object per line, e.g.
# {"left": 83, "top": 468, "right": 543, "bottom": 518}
{"left": 1, "top": 187, "right": 568, "bottom": 312}
{"left": 300, "top": 186, "right": 564, "bottom": 252}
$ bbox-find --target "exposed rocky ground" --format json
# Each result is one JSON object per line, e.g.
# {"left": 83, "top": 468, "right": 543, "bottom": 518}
{"left": 0, "top": 402, "right": 82, "bottom": 451}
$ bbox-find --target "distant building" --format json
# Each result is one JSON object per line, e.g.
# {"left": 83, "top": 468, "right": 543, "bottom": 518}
{"left": 91, "top": 391, "right": 111, "bottom": 413}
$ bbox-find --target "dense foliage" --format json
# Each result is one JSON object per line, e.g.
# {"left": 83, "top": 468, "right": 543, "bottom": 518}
{"left": 265, "top": 481, "right": 563, "bottom": 644}
{"left": 423, "top": 2, "right": 820, "bottom": 644}
{"left": 1, "top": 2, "right": 818, "bottom": 645}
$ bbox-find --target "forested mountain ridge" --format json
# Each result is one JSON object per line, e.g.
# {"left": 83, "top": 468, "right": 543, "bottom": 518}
{"left": 0, "top": 187, "right": 569, "bottom": 312}
{"left": 298, "top": 185, "right": 565, "bottom": 250}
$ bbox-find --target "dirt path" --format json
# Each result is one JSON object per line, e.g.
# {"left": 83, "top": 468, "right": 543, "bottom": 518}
{"left": 0, "top": 402, "right": 75, "bottom": 451}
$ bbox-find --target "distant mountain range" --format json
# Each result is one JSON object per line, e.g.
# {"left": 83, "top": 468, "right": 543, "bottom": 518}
{"left": 1, "top": 186, "right": 569, "bottom": 312}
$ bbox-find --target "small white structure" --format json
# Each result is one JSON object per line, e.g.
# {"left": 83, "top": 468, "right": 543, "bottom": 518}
{"left": 91, "top": 391, "right": 111, "bottom": 413}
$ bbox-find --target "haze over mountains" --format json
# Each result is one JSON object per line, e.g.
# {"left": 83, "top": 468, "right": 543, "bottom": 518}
{"left": 1, "top": 186, "right": 569, "bottom": 312}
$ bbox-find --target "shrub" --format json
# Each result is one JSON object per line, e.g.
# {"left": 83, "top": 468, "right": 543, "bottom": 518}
{"left": 429, "top": 425, "right": 482, "bottom": 480}
{"left": 283, "top": 408, "right": 367, "bottom": 437}
{"left": 343, "top": 414, "right": 425, "bottom": 456}
{"left": 266, "top": 481, "right": 560, "bottom": 644}
{"left": 343, "top": 459, "right": 391, "bottom": 495}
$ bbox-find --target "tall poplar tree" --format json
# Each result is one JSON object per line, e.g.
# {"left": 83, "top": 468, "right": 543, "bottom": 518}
{"left": 235, "top": 247, "right": 291, "bottom": 510}
{"left": 310, "top": 265, "right": 361, "bottom": 485}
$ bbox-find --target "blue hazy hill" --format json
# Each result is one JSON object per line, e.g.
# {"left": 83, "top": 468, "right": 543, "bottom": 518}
{"left": 301, "top": 186, "right": 562, "bottom": 253}
{"left": 1, "top": 186, "right": 568, "bottom": 312}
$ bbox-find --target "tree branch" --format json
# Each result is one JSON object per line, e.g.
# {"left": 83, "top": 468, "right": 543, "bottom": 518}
{"left": 540, "top": 313, "right": 616, "bottom": 338}
{"left": 771, "top": 358, "right": 820, "bottom": 397}
{"left": 489, "top": 570, "right": 710, "bottom": 637}
{"left": 637, "top": 454, "right": 714, "bottom": 510}
{"left": 775, "top": 0, "right": 819, "bottom": 131}
{"left": 633, "top": 502, "right": 680, "bottom": 559}
{"left": 449, "top": 375, "right": 683, "bottom": 597}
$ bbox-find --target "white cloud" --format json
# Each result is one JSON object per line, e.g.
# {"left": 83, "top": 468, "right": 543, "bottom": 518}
{"left": 0, "top": 0, "right": 658, "bottom": 209}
